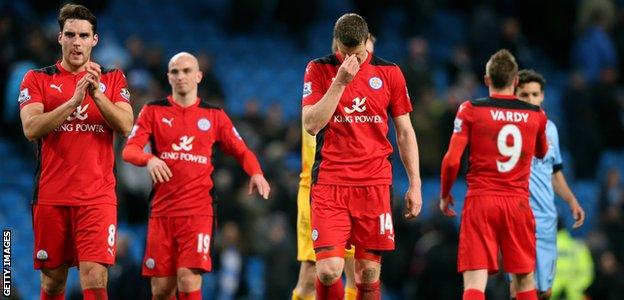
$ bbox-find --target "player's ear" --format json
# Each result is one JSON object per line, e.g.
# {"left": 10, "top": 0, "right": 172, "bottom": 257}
{"left": 92, "top": 33, "right": 99, "bottom": 47}
{"left": 196, "top": 71, "right": 203, "bottom": 83}
{"left": 58, "top": 32, "right": 62, "bottom": 44}
{"left": 513, "top": 75, "right": 519, "bottom": 88}
{"left": 484, "top": 75, "right": 490, "bottom": 87}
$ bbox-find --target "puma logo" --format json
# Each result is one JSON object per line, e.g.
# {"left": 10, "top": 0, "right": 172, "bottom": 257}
{"left": 162, "top": 117, "right": 173, "bottom": 127}
{"left": 50, "top": 83, "right": 63, "bottom": 93}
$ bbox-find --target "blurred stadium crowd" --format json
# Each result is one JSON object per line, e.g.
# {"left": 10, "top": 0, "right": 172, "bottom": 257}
{"left": 1, "top": 0, "right": 623, "bottom": 299}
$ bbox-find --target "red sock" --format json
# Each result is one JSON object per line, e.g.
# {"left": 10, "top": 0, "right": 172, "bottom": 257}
{"left": 83, "top": 288, "right": 107, "bottom": 300}
{"left": 356, "top": 281, "right": 381, "bottom": 300}
{"left": 315, "top": 277, "right": 344, "bottom": 300}
{"left": 516, "top": 289, "right": 538, "bottom": 300}
{"left": 463, "top": 289, "right": 485, "bottom": 300}
{"left": 178, "top": 290, "right": 201, "bottom": 300}
{"left": 40, "top": 289, "right": 64, "bottom": 300}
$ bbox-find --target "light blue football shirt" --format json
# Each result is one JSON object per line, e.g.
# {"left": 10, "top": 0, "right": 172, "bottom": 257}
{"left": 529, "top": 120, "right": 563, "bottom": 239}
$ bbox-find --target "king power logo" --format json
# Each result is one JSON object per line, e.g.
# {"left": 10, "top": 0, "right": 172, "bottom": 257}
{"left": 172, "top": 136, "right": 194, "bottom": 151}
{"left": 67, "top": 104, "right": 89, "bottom": 121}
{"left": 334, "top": 97, "right": 382, "bottom": 124}
{"left": 55, "top": 103, "right": 104, "bottom": 133}
{"left": 345, "top": 97, "right": 367, "bottom": 114}
{"left": 161, "top": 135, "right": 208, "bottom": 164}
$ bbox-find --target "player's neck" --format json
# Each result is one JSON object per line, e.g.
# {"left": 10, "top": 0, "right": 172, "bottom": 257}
{"left": 171, "top": 93, "right": 198, "bottom": 107}
{"left": 60, "top": 59, "right": 87, "bottom": 74}
{"left": 489, "top": 86, "right": 515, "bottom": 98}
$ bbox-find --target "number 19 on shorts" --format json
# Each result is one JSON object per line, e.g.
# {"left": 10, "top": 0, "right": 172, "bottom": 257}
{"left": 197, "top": 233, "right": 211, "bottom": 254}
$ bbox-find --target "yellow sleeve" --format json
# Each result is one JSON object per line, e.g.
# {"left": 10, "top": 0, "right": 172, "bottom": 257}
{"left": 299, "top": 125, "right": 317, "bottom": 188}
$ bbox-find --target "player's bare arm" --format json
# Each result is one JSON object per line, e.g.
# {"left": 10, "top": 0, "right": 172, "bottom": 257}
{"left": 439, "top": 134, "right": 469, "bottom": 217}
{"left": 552, "top": 170, "right": 585, "bottom": 228}
{"left": 393, "top": 114, "right": 423, "bottom": 219}
{"left": 84, "top": 62, "right": 134, "bottom": 136}
{"left": 302, "top": 54, "right": 359, "bottom": 135}
{"left": 20, "top": 74, "right": 92, "bottom": 141}
{"left": 248, "top": 173, "right": 270, "bottom": 199}
{"left": 146, "top": 156, "right": 173, "bottom": 183}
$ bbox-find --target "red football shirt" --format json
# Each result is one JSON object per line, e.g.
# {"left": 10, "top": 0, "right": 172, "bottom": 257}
{"left": 19, "top": 62, "right": 130, "bottom": 205}
{"left": 301, "top": 52, "right": 412, "bottom": 186}
{"left": 124, "top": 96, "right": 262, "bottom": 217}
{"left": 452, "top": 95, "right": 548, "bottom": 198}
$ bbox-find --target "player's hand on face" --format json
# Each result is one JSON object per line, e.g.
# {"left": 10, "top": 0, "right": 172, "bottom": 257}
{"left": 570, "top": 200, "right": 585, "bottom": 228}
{"left": 84, "top": 62, "right": 102, "bottom": 97}
{"left": 248, "top": 174, "right": 270, "bottom": 200}
{"left": 439, "top": 195, "right": 456, "bottom": 217}
{"left": 335, "top": 54, "right": 360, "bottom": 86}
{"left": 404, "top": 186, "right": 423, "bottom": 219}
{"left": 69, "top": 74, "right": 93, "bottom": 107}
{"left": 147, "top": 157, "right": 173, "bottom": 183}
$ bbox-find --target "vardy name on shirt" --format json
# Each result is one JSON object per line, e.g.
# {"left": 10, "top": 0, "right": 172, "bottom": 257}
{"left": 490, "top": 110, "right": 529, "bottom": 123}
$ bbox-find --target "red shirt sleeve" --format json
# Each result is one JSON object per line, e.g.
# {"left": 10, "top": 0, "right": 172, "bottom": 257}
{"left": 388, "top": 66, "right": 413, "bottom": 117}
{"left": 19, "top": 70, "right": 44, "bottom": 109}
{"left": 301, "top": 61, "right": 325, "bottom": 107}
{"left": 534, "top": 110, "right": 548, "bottom": 159}
{"left": 217, "top": 110, "right": 263, "bottom": 176}
{"left": 440, "top": 101, "right": 471, "bottom": 198}
{"left": 109, "top": 70, "right": 131, "bottom": 104}
{"left": 122, "top": 106, "right": 154, "bottom": 166}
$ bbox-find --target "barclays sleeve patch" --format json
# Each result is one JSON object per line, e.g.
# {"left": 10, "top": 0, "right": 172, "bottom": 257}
{"left": 453, "top": 118, "right": 463, "bottom": 133}
{"left": 18, "top": 88, "right": 31, "bottom": 104}
{"left": 302, "top": 82, "right": 312, "bottom": 98}
{"left": 120, "top": 88, "right": 131, "bottom": 101}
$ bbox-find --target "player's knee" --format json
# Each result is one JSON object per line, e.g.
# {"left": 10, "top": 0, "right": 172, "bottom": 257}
{"left": 41, "top": 275, "right": 66, "bottom": 295}
{"left": 355, "top": 260, "right": 380, "bottom": 283}
{"left": 41, "top": 267, "right": 68, "bottom": 295}
{"left": 514, "top": 272, "right": 533, "bottom": 283}
{"left": 151, "top": 284, "right": 176, "bottom": 300}
{"left": 316, "top": 262, "right": 342, "bottom": 285}
{"left": 358, "top": 266, "right": 379, "bottom": 283}
{"left": 79, "top": 263, "right": 107, "bottom": 289}
{"left": 177, "top": 272, "right": 201, "bottom": 292}
{"left": 512, "top": 272, "right": 535, "bottom": 291}
{"left": 538, "top": 289, "right": 552, "bottom": 300}
{"left": 354, "top": 253, "right": 381, "bottom": 283}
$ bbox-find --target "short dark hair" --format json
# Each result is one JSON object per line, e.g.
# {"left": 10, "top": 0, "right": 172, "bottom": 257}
{"left": 331, "top": 33, "right": 375, "bottom": 53}
{"left": 58, "top": 4, "right": 97, "bottom": 33}
{"left": 333, "top": 13, "right": 369, "bottom": 48}
{"left": 518, "top": 69, "right": 546, "bottom": 91}
{"left": 486, "top": 49, "right": 518, "bottom": 89}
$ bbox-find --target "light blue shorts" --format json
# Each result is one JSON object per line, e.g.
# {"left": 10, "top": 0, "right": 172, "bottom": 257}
{"left": 534, "top": 235, "right": 557, "bottom": 292}
{"left": 506, "top": 234, "right": 557, "bottom": 292}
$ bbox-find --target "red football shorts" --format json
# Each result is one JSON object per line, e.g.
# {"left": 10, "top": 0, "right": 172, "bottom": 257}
{"left": 310, "top": 184, "right": 394, "bottom": 252}
{"left": 32, "top": 204, "right": 117, "bottom": 269}
{"left": 458, "top": 195, "right": 536, "bottom": 274}
{"left": 142, "top": 215, "right": 214, "bottom": 277}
